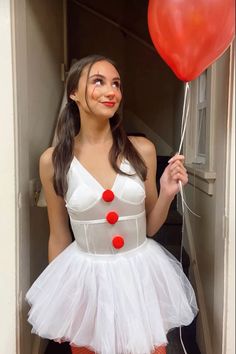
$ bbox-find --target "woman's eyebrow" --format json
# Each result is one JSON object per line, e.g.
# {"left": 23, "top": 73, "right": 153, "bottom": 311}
{"left": 89, "top": 74, "right": 121, "bottom": 81}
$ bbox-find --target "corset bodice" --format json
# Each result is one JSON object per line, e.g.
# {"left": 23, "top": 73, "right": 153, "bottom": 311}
{"left": 65, "top": 157, "right": 147, "bottom": 254}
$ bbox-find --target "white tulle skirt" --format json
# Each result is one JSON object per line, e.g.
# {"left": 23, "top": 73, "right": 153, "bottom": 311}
{"left": 25, "top": 238, "right": 198, "bottom": 354}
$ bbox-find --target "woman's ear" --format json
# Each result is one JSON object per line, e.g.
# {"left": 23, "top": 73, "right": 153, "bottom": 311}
{"left": 70, "top": 93, "right": 78, "bottom": 102}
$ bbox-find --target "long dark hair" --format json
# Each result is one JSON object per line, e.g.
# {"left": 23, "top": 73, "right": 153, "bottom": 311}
{"left": 52, "top": 54, "right": 147, "bottom": 197}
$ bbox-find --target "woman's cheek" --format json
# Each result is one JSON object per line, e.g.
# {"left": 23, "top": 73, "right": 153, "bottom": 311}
{"left": 116, "top": 91, "right": 122, "bottom": 103}
{"left": 91, "top": 86, "right": 101, "bottom": 99}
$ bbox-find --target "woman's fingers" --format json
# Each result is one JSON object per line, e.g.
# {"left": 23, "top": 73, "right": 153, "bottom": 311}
{"left": 168, "top": 154, "right": 185, "bottom": 164}
{"left": 170, "top": 163, "right": 186, "bottom": 175}
{"left": 160, "top": 154, "right": 188, "bottom": 197}
{"left": 168, "top": 155, "right": 188, "bottom": 185}
{"left": 172, "top": 171, "right": 188, "bottom": 184}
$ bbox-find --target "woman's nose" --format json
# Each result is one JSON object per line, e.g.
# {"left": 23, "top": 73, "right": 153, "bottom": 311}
{"left": 104, "top": 88, "right": 116, "bottom": 99}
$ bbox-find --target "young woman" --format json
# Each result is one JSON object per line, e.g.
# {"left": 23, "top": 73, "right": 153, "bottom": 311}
{"left": 26, "top": 55, "right": 198, "bottom": 354}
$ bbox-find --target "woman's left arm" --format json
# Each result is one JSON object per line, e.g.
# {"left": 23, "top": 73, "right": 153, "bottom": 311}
{"left": 131, "top": 136, "right": 188, "bottom": 237}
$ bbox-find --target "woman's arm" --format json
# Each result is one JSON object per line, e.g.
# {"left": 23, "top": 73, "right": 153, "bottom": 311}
{"left": 39, "top": 147, "right": 73, "bottom": 263}
{"left": 129, "top": 136, "right": 187, "bottom": 237}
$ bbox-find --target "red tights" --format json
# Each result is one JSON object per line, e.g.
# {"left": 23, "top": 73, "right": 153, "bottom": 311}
{"left": 70, "top": 346, "right": 167, "bottom": 354}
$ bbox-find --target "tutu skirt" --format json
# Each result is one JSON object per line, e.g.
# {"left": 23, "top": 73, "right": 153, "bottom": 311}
{"left": 26, "top": 238, "right": 198, "bottom": 354}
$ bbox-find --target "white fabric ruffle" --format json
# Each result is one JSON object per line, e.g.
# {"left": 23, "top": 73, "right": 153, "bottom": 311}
{"left": 26, "top": 238, "right": 198, "bottom": 354}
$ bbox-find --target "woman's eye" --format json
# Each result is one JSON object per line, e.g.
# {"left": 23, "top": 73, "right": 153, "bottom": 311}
{"left": 112, "top": 81, "right": 121, "bottom": 89}
{"left": 94, "top": 78, "right": 103, "bottom": 86}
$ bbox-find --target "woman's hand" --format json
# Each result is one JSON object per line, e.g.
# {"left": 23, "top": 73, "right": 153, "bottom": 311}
{"left": 160, "top": 154, "right": 188, "bottom": 199}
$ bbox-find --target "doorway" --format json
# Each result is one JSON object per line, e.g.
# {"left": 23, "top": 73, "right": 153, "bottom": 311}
{"left": 15, "top": 1, "right": 183, "bottom": 353}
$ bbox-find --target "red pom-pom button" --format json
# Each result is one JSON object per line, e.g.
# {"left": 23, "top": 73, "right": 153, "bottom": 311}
{"left": 112, "top": 235, "right": 125, "bottom": 249}
{"left": 106, "top": 211, "right": 119, "bottom": 224}
{"left": 102, "top": 189, "right": 114, "bottom": 202}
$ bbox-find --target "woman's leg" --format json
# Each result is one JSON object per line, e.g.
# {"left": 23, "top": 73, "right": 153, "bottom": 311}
{"left": 70, "top": 346, "right": 94, "bottom": 354}
{"left": 70, "top": 345, "right": 166, "bottom": 354}
{"left": 153, "top": 346, "right": 167, "bottom": 354}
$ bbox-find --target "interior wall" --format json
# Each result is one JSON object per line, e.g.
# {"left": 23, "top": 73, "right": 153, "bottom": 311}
{"left": 212, "top": 50, "right": 230, "bottom": 354}
{"left": 27, "top": 0, "right": 64, "bottom": 179}
{"left": 67, "top": 0, "right": 180, "bottom": 155}
{"left": 26, "top": 0, "right": 64, "bottom": 279}
{"left": 182, "top": 50, "right": 230, "bottom": 354}
{"left": 25, "top": 0, "right": 64, "bottom": 349}
{"left": 0, "top": 1, "right": 17, "bottom": 353}
{"left": 223, "top": 43, "right": 235, "bottom": 353}
{"left": 13, "top": 0, "right": 32, "bottom": 352}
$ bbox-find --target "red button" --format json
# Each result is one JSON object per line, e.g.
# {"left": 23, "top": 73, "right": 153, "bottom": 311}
{"left": 112, "top": 235, "right": 124, "bottom": 249}
{"left": 106, "top": 211, "right": 119, "bottom": 224}
{"left": 102, "top": 189, "right": 114, "bottom": 202}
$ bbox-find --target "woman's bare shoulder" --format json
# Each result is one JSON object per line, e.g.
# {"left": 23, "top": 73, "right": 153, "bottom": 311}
{"left": 39, "top": 147, "right": 55, "bottom": 179}
{"left": 128, "top": 135, "right": 156, "bottom": 159}
{"left": 40, "top": 147, "right": 54, "bottom": 164}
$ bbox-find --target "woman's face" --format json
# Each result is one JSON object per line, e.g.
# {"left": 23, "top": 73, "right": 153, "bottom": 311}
{"left": 71, "top": 60, "right": 122, "bottom": 119}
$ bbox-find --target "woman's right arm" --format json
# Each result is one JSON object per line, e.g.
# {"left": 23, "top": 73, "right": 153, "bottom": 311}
{"left": 39, "top": 147, "right": 73, "bottom": 263}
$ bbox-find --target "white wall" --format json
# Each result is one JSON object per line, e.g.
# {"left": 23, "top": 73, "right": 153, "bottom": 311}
{"left": 181, "top": 50, "right": 232, "bottom": 354}
{"left": 0, "top": 1, "right": 17, "bottom": 353}
{"left": 222, "top": 42, "right": 235, "bottom": 354}
{"left": 13, "top": 0, "right": 32, "bottom": 352}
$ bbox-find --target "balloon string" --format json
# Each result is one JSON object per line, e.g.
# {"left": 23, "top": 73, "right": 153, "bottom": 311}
{"left": 177, "top": 82, "right": 200, "bottom": 354}
{"left": 179, "top": 181, "right": 201, "bottom": 218}
{"left": 177, "top": 82, "right": 201, "bottom": 218}
{"left": 178, "top": 82, "right": 190, "bottom": 154}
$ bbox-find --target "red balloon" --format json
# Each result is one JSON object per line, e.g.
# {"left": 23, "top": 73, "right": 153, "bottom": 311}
{"left": 148, "top": 0, "right": 235, "bottom": 81}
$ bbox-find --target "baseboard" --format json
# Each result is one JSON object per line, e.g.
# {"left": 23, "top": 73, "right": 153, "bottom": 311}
{"left": 184, "top": 212, "right": 213, "bottom": 354}
{"left": 32, "top": 335, "right": 49, "bottom": 354}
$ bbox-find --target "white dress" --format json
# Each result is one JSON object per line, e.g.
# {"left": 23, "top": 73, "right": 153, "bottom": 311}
{"left": 25, "top": 156, "right": 198, "bottom": 354}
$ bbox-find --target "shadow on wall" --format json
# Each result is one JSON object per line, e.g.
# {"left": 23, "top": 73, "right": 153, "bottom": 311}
{"left": 123, "top": 109, "right": 173, "bottom": 156}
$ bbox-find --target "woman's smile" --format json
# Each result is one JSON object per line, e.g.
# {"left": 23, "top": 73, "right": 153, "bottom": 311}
{"left": 101, "top": 101, "right": 116, "bottom": 108}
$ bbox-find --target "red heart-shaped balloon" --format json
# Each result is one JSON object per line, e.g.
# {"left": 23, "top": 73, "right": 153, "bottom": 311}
{"left": 148, "top": 0, "right": 235, "bottom": 81}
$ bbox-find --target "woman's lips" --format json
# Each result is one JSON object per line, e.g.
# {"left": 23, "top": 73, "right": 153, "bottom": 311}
{"left": 101, "top": 102, "right": 116, "bottom": 107}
